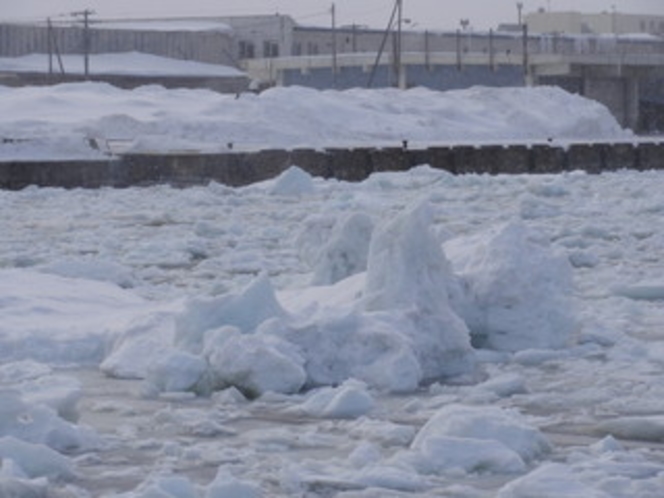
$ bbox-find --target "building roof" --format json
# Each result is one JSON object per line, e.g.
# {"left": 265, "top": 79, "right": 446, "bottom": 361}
{"left": 0, "top": 52, "right": 245, "bottom": 77}
{"left": 96, "top": 18, "right": 232, "bottom": 33}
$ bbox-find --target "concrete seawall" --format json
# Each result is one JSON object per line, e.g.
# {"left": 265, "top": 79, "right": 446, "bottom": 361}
{"left": 1, "top": 141, "right": 663, "bottom": 190}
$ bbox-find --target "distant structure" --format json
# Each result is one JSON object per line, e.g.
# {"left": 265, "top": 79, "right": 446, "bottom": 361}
{"left": 525, "top": 10, "right": 664, "bottom": 36}
{"left": 1, "top": 11, "right": 663, "bottom": 131}
{"left": 0, "top": 17, "right": 250, "bottom": 92}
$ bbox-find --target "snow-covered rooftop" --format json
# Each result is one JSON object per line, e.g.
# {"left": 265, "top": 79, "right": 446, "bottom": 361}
{"left": 96, "top": 19, "right": 232, "bottom": 33}
{"left": 0, "top": 52, "right": 245, "bottom": 77}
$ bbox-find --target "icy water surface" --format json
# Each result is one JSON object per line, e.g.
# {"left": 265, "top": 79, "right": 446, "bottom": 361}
{"left": 2, "top": 167, "right": 664, "bottom": 496}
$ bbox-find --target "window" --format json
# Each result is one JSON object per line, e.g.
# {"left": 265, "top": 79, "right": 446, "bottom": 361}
{"left": 263, "top": 41, "right": 279, "bottom": 58}
{"left": 239, "top": 41, "right": 255, "bottom": 59}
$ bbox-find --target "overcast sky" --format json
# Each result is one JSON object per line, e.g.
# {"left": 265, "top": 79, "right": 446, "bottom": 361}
{"left": 3, "top": 0, "right": 664, "bottom": 31}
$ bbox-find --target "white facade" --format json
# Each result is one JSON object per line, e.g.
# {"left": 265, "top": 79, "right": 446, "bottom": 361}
{"left": 526, "top": 11, "right": 664, "bottom": 36}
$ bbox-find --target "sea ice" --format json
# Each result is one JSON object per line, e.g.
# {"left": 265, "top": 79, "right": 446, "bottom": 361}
{"left": 445, "top": 221, "right": 577, "bottom": 351}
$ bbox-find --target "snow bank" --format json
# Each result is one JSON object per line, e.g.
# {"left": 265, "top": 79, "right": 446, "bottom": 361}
{"left": 0, "top": 83, "right": 631, "bottom": 160}
{"left": 445, "top": 222, "right": 577, "bottom": 351}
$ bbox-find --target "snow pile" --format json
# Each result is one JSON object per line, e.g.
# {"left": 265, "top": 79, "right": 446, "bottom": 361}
{"left": 0, "top": 83, "right": 631, "bottom": 160}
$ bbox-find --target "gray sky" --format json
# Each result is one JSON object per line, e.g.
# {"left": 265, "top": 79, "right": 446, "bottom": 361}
{"left": 2, "top": 0, "right": 664, "bottom": 30}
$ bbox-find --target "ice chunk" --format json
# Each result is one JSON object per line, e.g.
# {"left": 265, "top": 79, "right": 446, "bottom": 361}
{"left": 0, "top": 361, "right": 52, "bottom": 384}
{"left": 16, "top": 374, "right": 82, "bottom": 423}
{"left": 595, "top": 416, "right": 664, "bottom": 442}
{"left": 363, "top": 201, "right": 474, "bottom": 380}
{"left": 101, "top": 311, "right": 179, "bottom": 380}
{"left": 0, "top": 478, "right": 49, "bottom": 498}
{"left": 612, "top": 284, "right": 664, "bottom": 302}
{"left": 144, "top": 350, "right": 207, "bottom": 395}
{"left": 311, "top": 212, "right": 374, "bottom": 286}
{"left": 294, "top": 380, "right": 374, "bottom": 419}
{"left": 0, "top": 390, "right": 95, "bottom": 452}
{"left": 260, "top": 310, "right": 422, "bottom": 393}
{"left": 411, "top": 404, "right": 551, "bottom": 463}
{"left": 0, "top": 436, "right": 74, "bottom": 480}
{"left": 207, "top": 334, "right": 306, "bottom": 397}
{"left": 474, "top": 373, "right": 528, "bottom": 398}
{"left": 497, "top": 463, "right": 606, "bottom": 498}
{"left": 205, "top": 470, "right": 262, "bottom": 498}
{"left": 400, "top": 435, "right": 526, "bottom": 475}
{"left": 175, "top": 274, "right": 286, "bottom": 353}
{"left": 269, "top": 165, "right": 315, "bottom": 196}
{"left": 445, "top": 221, "right": 577, "bottom": 351}
{"left": 39, "top": 258, "right": 136, "bottom": 289}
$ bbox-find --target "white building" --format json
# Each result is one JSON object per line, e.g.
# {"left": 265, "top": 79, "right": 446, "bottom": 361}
{"left": 525, "top": 10, "right": 664, "bottom": 36}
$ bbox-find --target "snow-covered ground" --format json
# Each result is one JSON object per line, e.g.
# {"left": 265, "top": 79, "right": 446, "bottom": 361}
{"left": 0, "top": 82, "right": 630, "bottom": 160}
{"left": 1, "top": 83, "right": 663, "bottom": 497}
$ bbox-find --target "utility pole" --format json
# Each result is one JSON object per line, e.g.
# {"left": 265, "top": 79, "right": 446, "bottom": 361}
{"left": 47, "top": 18, "right": 53, "bottom": 76}
{"left": 331, "top": 3, "right": 338, "bottom": 86}
{"left": 367, "top": 0, "right": 399, "bottom": 88}
{"left": 72, "top": 9, "right": 95, "bottom": 78}
{"left": 396, "top": 0, "right": 403, "bottom": 88}
{"left": 522, "top": 22, "right": 530, "bottom": 85}
{"left": 47, "top": 17, "right": 66, "bottom": 77}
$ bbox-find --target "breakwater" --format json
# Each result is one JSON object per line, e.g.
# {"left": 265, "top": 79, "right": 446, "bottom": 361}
{"left": 1, "top": 140, "right": 663, "bottom": 190}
